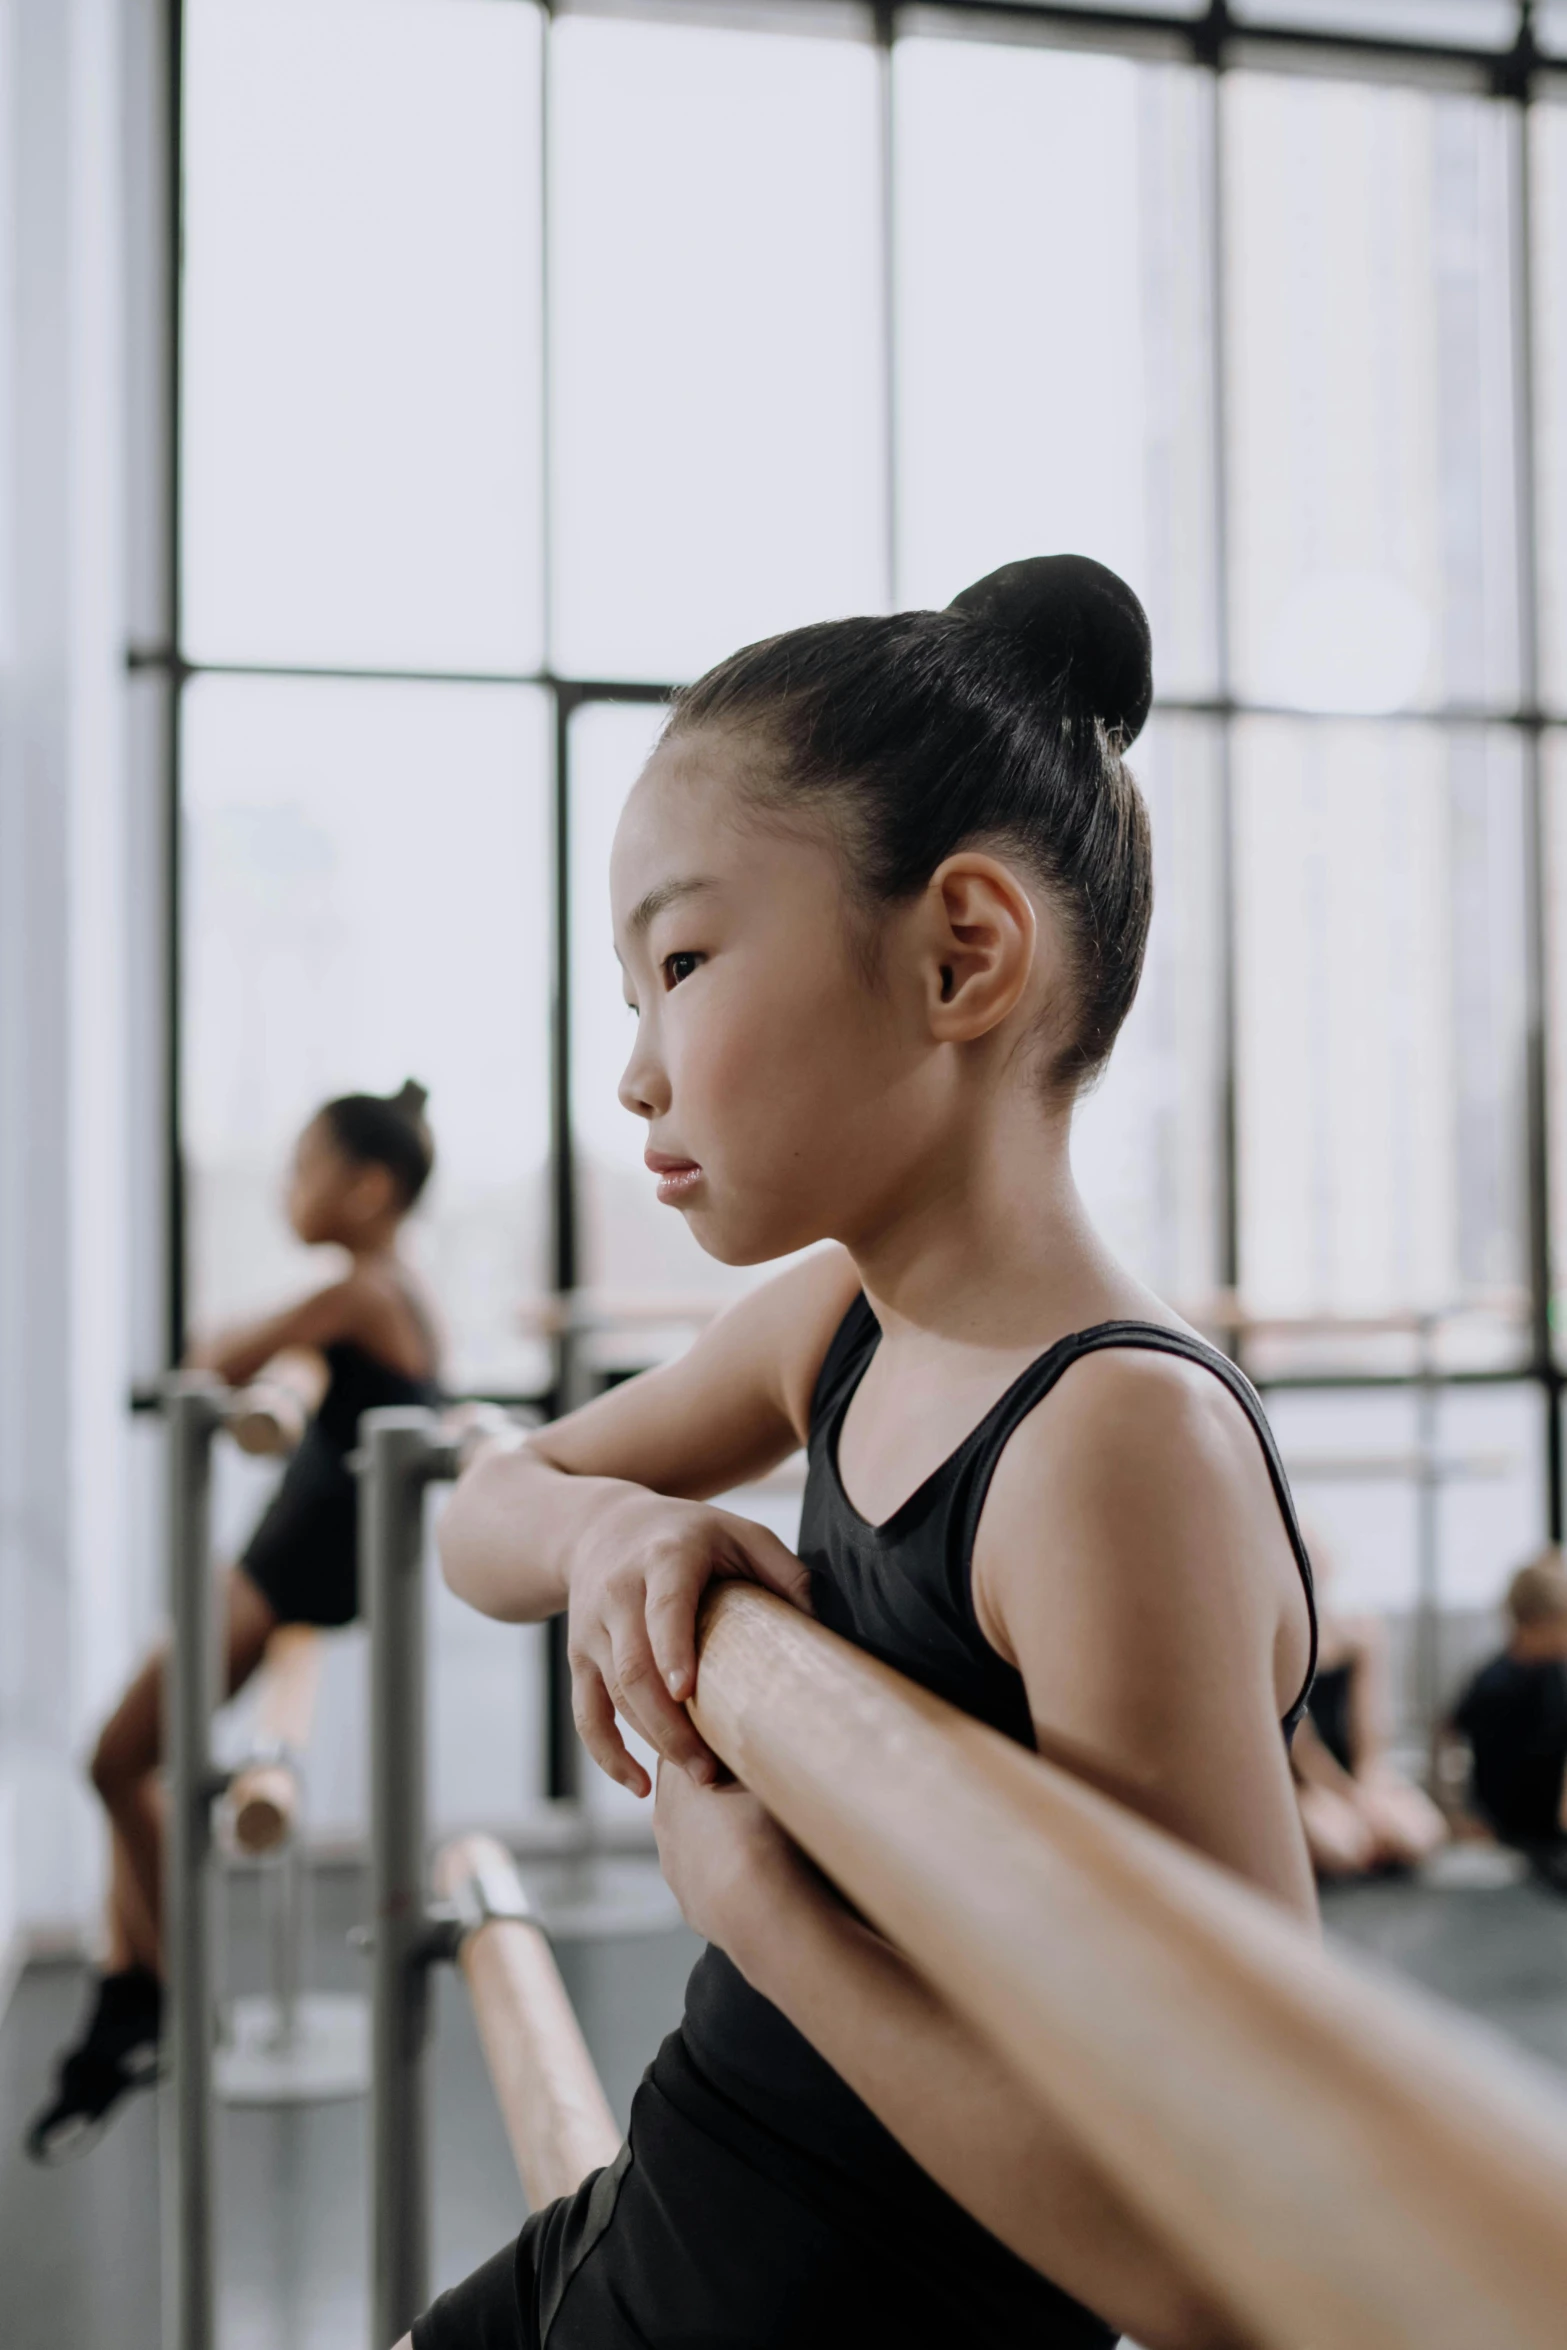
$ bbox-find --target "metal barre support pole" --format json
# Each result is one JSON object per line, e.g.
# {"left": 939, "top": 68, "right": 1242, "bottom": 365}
{"left": 363, "top": 1409, "right": 460, "bottom": 2350}
{"left": 162, "top": 1372, "right": 227, "bottom": 2350}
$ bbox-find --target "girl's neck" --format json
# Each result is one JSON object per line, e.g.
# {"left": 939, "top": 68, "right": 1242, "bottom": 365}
{"left": 845, "top": 1092, "right": 1155, "bottom": 1353}
{"left": 1510, "top": 1621, "right": 1567, "bottom": 1663}
{"left": 341, "top": 1229, "right": 403, "bottom": 1270}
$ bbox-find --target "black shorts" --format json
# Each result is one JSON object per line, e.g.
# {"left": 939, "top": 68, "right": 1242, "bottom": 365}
{"left": 239, "top": 1426, "right": 359, "bottom": 1626}
{"left": 412, "top": 2031, "right": 1116, "bottom": 2350}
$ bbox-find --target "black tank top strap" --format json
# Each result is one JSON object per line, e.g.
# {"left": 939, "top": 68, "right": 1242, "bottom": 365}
{"left": 956, "top": 1319, "right": 1318, "bottom": 1731}
{"left": 808, "top": 1291, "right": 881, "bottom": 1430}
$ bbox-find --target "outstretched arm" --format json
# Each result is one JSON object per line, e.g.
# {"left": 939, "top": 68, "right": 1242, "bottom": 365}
{"left": 186, "top": 1284, "right": 361, "bottom": 1388}
{"left": 973, "top": 1346, "right": 1318, "bottom": 1919}
{"left": 437, "top": 1249, "right": 859, "bottom": 1791}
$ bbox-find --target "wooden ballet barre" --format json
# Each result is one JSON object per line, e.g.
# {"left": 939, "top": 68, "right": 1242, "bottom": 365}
{"left": 515, "top": 1290, "right": 726, "bottom": 1339}
{"left": 1281, "top": 1448, "right": 1513, "bottom": 1483}
{"left": 433, "top": 1834, "right": 621, "bottom": 2207}
{"left": 225, "top": 1625, "right": 323, "bottom": 1856}
{"left": 690, "top": 1585, "right": 1567, "bottom": 2350}
{"left": 1186, "top": 1289, "right": 1530, "bottom": 1337}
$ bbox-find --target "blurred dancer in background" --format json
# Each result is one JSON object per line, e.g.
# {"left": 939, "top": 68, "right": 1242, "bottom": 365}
{"left": 26, "top": 1081, "right": 442, "bottom": 2163}
{"left": 1451, "top": 1551, "right": 1567, "bottom": 1896}
{"left": 1292, "top": 1531, "right": 1446, "bottom": 1880}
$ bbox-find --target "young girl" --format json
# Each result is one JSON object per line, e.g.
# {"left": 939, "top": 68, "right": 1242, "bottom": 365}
{"left": 1292, "top": 1534, "right": 1446, "bottom": 1879}
{"left": 1450, "top": 1551, "right": 1567, "bottom": 1893}
{"left": 417, "top": 558, "right": 1318, "bottom": 2350}
{"left": 27, "top": 1081, "right": 442, "bottom": 2164}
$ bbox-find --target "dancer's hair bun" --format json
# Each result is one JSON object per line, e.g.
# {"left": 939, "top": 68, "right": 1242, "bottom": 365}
{"left": 948, "top": 554, "right": 1153, "bottom": 747}
{"left": 392, "top": 1079, "right": 430, "bottom": 1120}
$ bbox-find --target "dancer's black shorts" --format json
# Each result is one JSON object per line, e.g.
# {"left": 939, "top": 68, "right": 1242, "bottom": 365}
{"left": 239, "top": 1427, "right": 360, "bottom": 1627}
{"left": 412, "top": 2029, "right": 1115, "bottom": 2349}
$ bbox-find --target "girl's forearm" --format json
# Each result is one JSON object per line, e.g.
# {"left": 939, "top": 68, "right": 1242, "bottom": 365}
{"left": 437, "top": 1443, "right": 650, "bottom": 1623}
{"left": 725, "top": 1876, "right": 1250, "bottom": 2350}
{"left": 187, "top": 1298, "right": 337, "bottom": 1386}
{"left": 186, "top": 1316, "right": 287, "bottom": 1386}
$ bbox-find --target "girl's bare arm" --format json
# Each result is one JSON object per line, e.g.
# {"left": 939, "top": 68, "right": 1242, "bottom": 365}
{"left": 974, "top": 1346, "right": 1318, "bottom": 1920}
{"left": 186, "top": 1284, "right": 364, "bottom": 1387}
{"left": 188, "top": 1260, "right": 433, "bottom": 1391}
{"left": 437, "top": 1247, "right": 860, "bottom": 1787}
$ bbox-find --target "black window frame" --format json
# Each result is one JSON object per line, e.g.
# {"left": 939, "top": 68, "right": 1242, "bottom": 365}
{"left": 137, "top": 0, "right": 1567, "bottom": 1619}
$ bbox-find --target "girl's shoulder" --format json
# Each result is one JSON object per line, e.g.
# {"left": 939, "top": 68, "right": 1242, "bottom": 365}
{"left": 992, "top": 1335, "right": 1293, "bottom": 1544}
{"left": 335, "top": 1257, "right": 441, "bottom": 1380}
{"left": 973, "top": 1335, "right": 1313, "bottom": 1682}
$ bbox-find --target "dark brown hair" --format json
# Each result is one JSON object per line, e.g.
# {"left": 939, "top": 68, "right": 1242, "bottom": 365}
{"left": 665, "top": 555, "right": 1154, "bottom": 1090}
{"left": 321, "top": 1079, "right": 434, "bottom": 1207}
{"left": 1506, "top": 1551, "right": 1567, "bottom": 1628}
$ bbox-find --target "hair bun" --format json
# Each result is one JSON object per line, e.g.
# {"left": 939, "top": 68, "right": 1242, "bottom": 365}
{"left": 948, "top": 554, "right": 1153, "bottom": 747}
{"left": 392, "top": 1079, "right": 430, "bottom": 1120}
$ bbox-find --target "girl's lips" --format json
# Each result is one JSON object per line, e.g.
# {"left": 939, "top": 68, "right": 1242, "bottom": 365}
{"left": 645, "top": 1151, "right": 703, "bottom": 1205}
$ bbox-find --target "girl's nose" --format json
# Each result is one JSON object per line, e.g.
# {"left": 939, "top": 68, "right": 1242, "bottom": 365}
{"left": 618, "top": 1035, "right": 669, "bottom": 1122}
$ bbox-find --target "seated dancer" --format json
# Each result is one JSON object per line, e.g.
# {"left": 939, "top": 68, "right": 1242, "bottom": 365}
{"left": 417, "top": 559, "right": 1319, "bottom": 2350}
{"left": 27, "top": 1081, "right": 442, "bottom": 2163}
{"left": 1291, "top": 1534, "right": 1446, "bottom": 1879}
{"left": 1451, "top": 1551, "right": 1567, "bottom": 1896}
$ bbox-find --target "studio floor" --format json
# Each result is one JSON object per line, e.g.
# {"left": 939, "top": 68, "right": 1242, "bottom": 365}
{"left": 3, "top": 1857, "right": 1566, "bottom": 2350}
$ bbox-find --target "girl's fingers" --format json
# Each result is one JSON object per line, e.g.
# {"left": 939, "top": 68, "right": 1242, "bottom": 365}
{"left": 730, "top": 1521, "right": 816, "bottom": 1615}
{"left": 569, "top": 1650, "right": 650, "bottom": 1797}
{"left": 608, "top": 1600, "right": 716, "bottom": 1781}
{"left": 645, "top": 1575, "right": 700, "bottom": 1704}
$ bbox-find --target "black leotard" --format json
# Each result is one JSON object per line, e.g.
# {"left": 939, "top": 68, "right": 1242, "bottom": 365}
{"left": 413, "top": 1301, "right": 1316, "bottom": 2350}
{"left": 240, "top": 1340, "right": 441, "bottom": 1626}
{"left": 1305, "top": 1659, "right": 1356, "bottom": 1773}
{"left": 1454, "top": 1651, "right": 1567, "bottom": 1848}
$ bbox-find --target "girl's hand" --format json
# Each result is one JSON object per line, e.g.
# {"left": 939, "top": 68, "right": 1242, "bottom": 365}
{"left": 653, "top": 1757, "right": 817, "bottom": 1964}
{"left": 566, "top": 1494, "right": 813, "bottom": 1796}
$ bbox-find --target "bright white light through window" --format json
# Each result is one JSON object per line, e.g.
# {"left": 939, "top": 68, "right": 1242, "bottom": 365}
{"left": 1226, "top": 71, "right": 1517, "bottom": 714}
{"left": 1534, "top": 99, "right": 1567, "bottom": 714}
{"left": 1235, "top": 718, "right": 1526, "bottom": 1339}
{"left": 893, "top": 36, "right": 1217, "bottom": 697}
{"left": 1073, "top": 718, "right": 1225, "bottom": 1311}
{"left": 548, "top": 12, "right": 887, "bottom": 685}
{"left": 182, "top": 0, "right": 544, "bottom": 672}
{"left": 182, "top": 676, "right": 553, "bottom": 1388}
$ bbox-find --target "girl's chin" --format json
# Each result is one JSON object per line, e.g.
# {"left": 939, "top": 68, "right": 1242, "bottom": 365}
{"left": 677, "top": 1202, "right": 812, "bottom": 1272}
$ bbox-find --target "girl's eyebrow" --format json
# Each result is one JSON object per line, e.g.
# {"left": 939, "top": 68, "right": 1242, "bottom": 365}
{"left": 627, "top": 875, "right": 717, "bottom": 936}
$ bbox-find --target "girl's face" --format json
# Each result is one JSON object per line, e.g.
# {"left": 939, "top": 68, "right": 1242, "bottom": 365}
{"left": 611, "top": 731, "right": 1030, "bottom": 1266}
{"left": 286, "top": 1116, "right": 395, "bottom": 1247}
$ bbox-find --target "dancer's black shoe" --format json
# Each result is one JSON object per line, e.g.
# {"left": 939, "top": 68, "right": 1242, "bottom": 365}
{"left": 25, "top": 1964, "right": 163, "bottom": 2165}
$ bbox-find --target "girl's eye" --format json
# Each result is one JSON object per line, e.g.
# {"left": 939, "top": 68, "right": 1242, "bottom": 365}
{"left": 663, "top": 952, "right": 702, "bottom": 989}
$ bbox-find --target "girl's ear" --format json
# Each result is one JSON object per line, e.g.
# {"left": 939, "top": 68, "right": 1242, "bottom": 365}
{"left": 921, "top": 855, "right": 1038, "bottom": 1043}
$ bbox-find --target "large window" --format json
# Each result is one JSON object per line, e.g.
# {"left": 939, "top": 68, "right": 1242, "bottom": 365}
{"left": 163, "top": 0, "right": 1567, "bottom": 1716}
